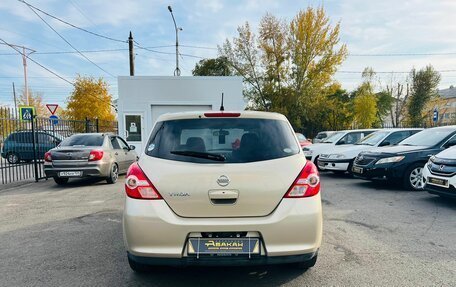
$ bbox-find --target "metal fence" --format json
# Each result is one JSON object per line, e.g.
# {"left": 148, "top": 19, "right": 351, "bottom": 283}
{"left": 0, "top": 107, "right": 118, "bottom": 185}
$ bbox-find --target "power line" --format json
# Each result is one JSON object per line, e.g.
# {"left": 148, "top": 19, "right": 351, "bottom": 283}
{"left": 337, "top": 69, "right": 456, "bottom": 74}
{"left": 0, "top": 38, "right": 74, "bottom": 86}
{"left": 21, "top": 1, "right": 115, "bottom": 78}
{"left": 17, "top": 0, "right": 126, "bottom": 43}
{"left": 348, "top": 52, "right": 456, "bottom": 57}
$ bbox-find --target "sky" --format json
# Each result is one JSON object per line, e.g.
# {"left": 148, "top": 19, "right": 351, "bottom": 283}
{"left": 1, "top": 0, "right": 456, "bottom": 109}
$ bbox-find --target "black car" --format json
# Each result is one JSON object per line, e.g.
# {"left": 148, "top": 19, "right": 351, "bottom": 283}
{"left": 351, "top": 126, "right": 456, "bottom": 190}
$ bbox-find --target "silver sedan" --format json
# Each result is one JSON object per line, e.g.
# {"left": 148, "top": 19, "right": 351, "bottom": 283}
{"left": 44, "top": 133, "right": 137, "bottom": 185}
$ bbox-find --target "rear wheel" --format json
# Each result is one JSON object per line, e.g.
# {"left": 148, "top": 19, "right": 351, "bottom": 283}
{"left": 128, "top": 257, "right": 149, "bottom": 273}
{"left": 6, "top": 152, "right": 19, "bottom": 164}
{"left": 106, "top": 164, "right": 119, "bottom": 184}
{"left": 295, "top": 254, "right": 318, "bottom": 270}
{"left": 53, "top": 177, "right": 69, "bottom": 185}
{"left": 403, "top": 163, "right": 426, "bottom": 191}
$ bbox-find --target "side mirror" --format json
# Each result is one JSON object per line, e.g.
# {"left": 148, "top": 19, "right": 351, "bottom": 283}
{"left": 129, "top": 145, "right": 136, "bottom": 150}
{"left": 337, "top": 140, "right": 346, "bottom": 145}
{"left": 379, "top": 141, "right": 390, "bottom": 147}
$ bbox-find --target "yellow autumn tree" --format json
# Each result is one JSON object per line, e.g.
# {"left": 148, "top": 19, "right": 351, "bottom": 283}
{"left": 63, "top": 76, "right": 115, "bottom": 122}
{"left": 18, "top": 89, "right": 47, "bottom": 117}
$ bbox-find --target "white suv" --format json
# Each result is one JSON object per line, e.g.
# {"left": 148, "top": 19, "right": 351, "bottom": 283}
{"left": 423, "top": 146, "right": 456, "bottom": 198}
{"left": 123, "top": 111, "right": 322, "bottom": 271}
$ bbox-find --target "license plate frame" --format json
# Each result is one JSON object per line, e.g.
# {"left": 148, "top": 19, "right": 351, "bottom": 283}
{"left": 59, "top": 171, "right": 83, "bottom": 177}
{"left": 427, "top": 176, "right": 449, "bottom": 188}
{"left": 187, "top": 237, "right": 260, "bottom": 257}
{"left": 352, "top": 166, "right": 363, "bottom": 174}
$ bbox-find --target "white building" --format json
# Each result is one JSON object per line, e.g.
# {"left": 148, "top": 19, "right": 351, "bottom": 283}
{"left": 117, "top": 76, "right": 244, "bottom": 151}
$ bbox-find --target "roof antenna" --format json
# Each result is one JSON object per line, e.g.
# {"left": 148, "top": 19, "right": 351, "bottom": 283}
{"left": 220, "top": 92, "right": 225, "bottom": 111}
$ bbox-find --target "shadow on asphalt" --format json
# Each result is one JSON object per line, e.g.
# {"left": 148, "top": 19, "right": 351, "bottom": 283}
{"left": 420, "top": 194, "right": 456, "bottom": 209}
{"left": 0, "top": 211, "right": 306, "bottom": 287}
{"left": 127, "top": 265, "right": 306, "bottom": 287}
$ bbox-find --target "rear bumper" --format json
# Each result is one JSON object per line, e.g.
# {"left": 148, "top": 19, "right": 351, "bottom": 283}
{"left": 128, "top": 251, "right": 318, "bottom": 267}
{"left": 123, "top": 195, "right": 322, "bottom": 260}
{"left": 44, "top": 163, "right": 110, "bottom": 178}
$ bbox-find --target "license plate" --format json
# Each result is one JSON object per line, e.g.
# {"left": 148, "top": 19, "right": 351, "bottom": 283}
{"left": 427, "top": 177, "right": 449, "bottom": 188}
{"left": 59, "top": 171, "right": 82, "bottom": 177}
{"left": 187, "top": 238, "right": 260, "bottom": 256}
{"left": 352, "top": 166, "right": 363, "bottom": 174}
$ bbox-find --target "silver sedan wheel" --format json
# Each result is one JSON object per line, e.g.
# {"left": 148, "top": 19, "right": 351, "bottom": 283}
{"left": 409, "top": 167, "right": 425, "bottom": 190}
{"left": 112, "top": 164, "right": 119, "bottom": 182}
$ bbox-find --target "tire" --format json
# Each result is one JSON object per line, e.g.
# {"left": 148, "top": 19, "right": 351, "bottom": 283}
{"left": 295, "top": 254, "right": 318, "bottom": 270}
{"left": 403, "top": 163, "right": 426, "bottom": 191}
{"left": 314, "top": 156, "right": 322, "bottom": 171}
{"left": 106, "top": 163, "right": 119, "bottom": 184}
{"left": 347, "top": 160, "right": 355, "bottom": 178}
{"left": 53, "top": 177, "right": 69, "bottom": 185}
{"left": 6, "top": 152, "right": 19, "bottom": 164}
{"left": 128, "top": 257, "right": 149, "bottom": 273}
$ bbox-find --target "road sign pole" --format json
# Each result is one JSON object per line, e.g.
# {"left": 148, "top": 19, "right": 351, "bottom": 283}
{"left": 30, "top": 109, "right": 39, "bottom": 182}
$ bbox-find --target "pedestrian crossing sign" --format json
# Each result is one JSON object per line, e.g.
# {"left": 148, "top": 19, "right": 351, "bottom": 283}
{"left": 19, "top": 106, "right": 35, "bottom": 121}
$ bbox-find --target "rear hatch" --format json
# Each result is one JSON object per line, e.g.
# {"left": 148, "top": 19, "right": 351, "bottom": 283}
{"left": 141, "top": 114, "right": 305, "bottom": 218}
{"left": 51, "top": 147, "right": 92, "bottom": 161}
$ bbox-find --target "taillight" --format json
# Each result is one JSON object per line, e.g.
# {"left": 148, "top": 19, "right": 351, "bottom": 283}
{"left": 204, "top": 112, "right": 241, "bottom": 117}
{"left": 284, "top": 161, "right": 320, "bottom": 198}
{"left": 125, "top": 162, "right": 162, "bottom": 200}
{"left": 88, "top": 150, "right": 104, "bottom": 161}
{"left": 44, "top": 152, "right": 52, "bottom": 162}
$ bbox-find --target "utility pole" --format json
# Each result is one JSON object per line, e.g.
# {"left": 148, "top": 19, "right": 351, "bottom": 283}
{"left": 12, "top": 82, "right": 17, "bottom": 118}
{"left": 128, "top": 31, "right": 134, "bottom": 76}
{"left": 168, "top": 6, "right": 182, "bottom": 76}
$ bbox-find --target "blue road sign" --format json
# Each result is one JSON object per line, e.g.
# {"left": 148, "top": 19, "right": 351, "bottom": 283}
{"left": 19, "top": 106, "right": 35, "bottom": 121}
{"left": 433, "top": 109, "right": 439, "bottom": 123}
{"left": 49, "top": 115, "right": 59, "bottom": 125}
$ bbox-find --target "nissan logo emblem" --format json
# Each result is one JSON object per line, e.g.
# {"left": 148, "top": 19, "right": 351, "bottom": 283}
{"left": 216, "top": 175, "right": 230, "bottom": 187}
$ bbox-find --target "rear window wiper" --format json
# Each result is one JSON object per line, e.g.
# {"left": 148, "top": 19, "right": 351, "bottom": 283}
{"left": 170, "top": 150, "right": 226, "bottom": 162}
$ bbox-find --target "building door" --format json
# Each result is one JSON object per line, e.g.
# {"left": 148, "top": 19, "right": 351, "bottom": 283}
{"left": 124, "top": 113, "right": 144, "bottom": 152}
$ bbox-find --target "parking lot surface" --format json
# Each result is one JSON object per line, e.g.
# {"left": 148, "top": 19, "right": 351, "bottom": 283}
{"left": 0, "top": 174, "right": 455, "bottom": 286}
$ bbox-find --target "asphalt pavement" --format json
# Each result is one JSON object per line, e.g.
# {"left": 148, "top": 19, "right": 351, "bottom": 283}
{"left": 0, "top": 173, "right": 455, "bottom": 286}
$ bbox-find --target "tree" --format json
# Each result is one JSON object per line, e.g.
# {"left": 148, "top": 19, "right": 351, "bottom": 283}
{"left": 375, "top": 91, "right": 394, "bottom": 125}
{"left": 192, "top": 56, "right": 234, "bottom": 76}
{"left": 353, "top": 68, "right": 378, "bottom": 128}
{"left": 220, "top": 7, "right": 347, "bottom": 134}
{"left": 387, "top": 82, "right": 409, "bottom": 127}
{"left": 17, "top": 89, "right": 47, "bottom": 117}
{"left": 63, "top": 76, "right": 115, "bottom": 122}
{"left": 326, "top": 88, "right": 353, "bottom": 130}
{"left": 407, "top": 65, "right": 441, "bottom": 126}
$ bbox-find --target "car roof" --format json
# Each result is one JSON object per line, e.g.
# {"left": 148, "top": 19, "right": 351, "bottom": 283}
{"left": 156, "top": 110, "right": 288, "bottom": 122}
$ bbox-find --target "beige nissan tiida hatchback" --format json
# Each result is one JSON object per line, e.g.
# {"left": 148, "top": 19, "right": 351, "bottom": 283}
{"left": 123, "top": 111, "right": 322, "bottom": 271}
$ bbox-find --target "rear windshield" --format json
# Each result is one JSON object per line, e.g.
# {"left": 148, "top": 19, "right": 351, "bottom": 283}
{"left": 296, "top": 133, "right": 306, "bottom": 141}
{"left": 60, "top": 134, "right": 104, "bottom": 147}
{"left": 146, "top": 118, "right": 300, "bottom": 163}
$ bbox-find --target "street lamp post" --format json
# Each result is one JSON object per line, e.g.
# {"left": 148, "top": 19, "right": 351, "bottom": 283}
{"left": 168, "top": 6, "right": 182, "bottom": 76}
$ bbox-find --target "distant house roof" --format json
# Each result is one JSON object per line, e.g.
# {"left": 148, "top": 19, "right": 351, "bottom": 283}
{"left": 438, "top": 86, "right": 456, "bottom": 99}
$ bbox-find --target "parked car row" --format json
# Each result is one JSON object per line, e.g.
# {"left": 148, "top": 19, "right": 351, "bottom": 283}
{"left": 305, "top": 126, "right": 456, "bottom": 196}
{"left": 0, "top": 130, "right": 138, "bottom": 185}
